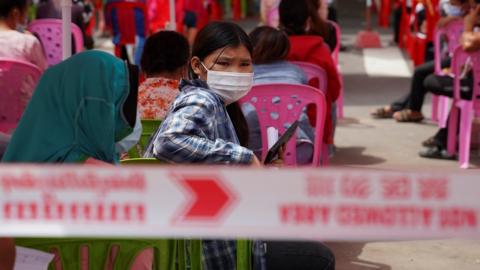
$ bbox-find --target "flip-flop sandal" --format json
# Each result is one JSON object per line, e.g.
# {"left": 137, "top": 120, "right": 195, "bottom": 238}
{"left": 419, "top": 146, "right": 456, "bottom": 160}
{"left": 422, "top": 136, "right": 441, "bottom": 148}
{"left": 394, "top": 109, "right": 424, "bottom": 122}
{"left": 371, "top": 107, "right": 393, "bottom": 118}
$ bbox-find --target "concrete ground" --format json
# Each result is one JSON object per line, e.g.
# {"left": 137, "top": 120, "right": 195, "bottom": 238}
{"left": 327, "top": 0, "right": 480, "bottom": 269}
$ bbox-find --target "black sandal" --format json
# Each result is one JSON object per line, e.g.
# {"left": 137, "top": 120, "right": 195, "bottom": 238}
{"left": 422, "top": 137, "right": 442, "bottom": 148}
{"left": 419, "top": 146, "right": 456, "bottom": 160}
{"left": 371, "top": 107, "right": 393, "bottom": 119}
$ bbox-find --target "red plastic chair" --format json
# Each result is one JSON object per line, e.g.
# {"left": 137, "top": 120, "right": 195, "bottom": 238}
{"left": 432, "top": 19, "right": 464, "bottom": 127}
{"left": 447, "top": 47, "right": 480, "bottom": 169}
{"left": 379, "top": 0, "right": 391, "bottom": 28}
{"left": 105, "top": 1, "right": 148, "bottom": 63}
{"left": 239, "top": 84, "right": 327, "bottom": 167}
{"left": 0, "top": 58, "right": 42, "bottom": 134}
{"left": 28, "top": 19, "right": 84, "bottom": 66}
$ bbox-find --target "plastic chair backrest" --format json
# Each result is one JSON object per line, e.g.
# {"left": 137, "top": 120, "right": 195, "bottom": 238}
{"left": 120, "top": 157, "right": 163, "bottom": 164}
{"left": 16, "top": 238, "right": 177, "bottom": 270}
{"left": 434, "top": 19, "right": 464, "bottom": 75}
{"left": 329, "top": 20, "right": 341, "bottom": 65}
{"left": 105, "top": 1, "right": 148, "bottom": 45}
{"left": 125, "top": 120, "right": 162, "bottom": 158}
{"left": 0, "top": 58, "right": 42, "bottom": 134}
{"left": 239, "top": 84, "right": 327, "bottom": 166}
{"left": 28, "top": 19, "right": 84, "bottom": 66}
{"left": 290, "top": 61, "right": 327, "bottom": 93}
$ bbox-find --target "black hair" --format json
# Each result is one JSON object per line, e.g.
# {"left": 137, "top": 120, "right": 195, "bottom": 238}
{"left": 0, "top": 0, "right": 27, "bottom": 18}
{"left": 191, "top": 21, "right": 253, "bottom": 147}
{"left": 140, "top": 31, "right": 190, "bottom": 76}
{"left": 191, "top": 21, "right": 253, "bottom": 78}
{"left": 250, "top": 26, "right": 290, "bottom": 64}
{"left": 279, "top": 0, "right": 309, "bottom": 35}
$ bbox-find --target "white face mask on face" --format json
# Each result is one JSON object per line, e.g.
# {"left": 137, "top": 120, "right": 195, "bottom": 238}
{"left": 201, "top": 62, "right": 254, "bottom": 105}
{"left": 444, "top": 3, "right": 462, "bottom": 17}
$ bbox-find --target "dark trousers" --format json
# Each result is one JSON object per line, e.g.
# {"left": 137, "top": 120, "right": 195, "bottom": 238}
{"left": 424, "top": 73, "right": 474, "bottom": 147}
{"left": 389, "top": 59, "right": 451, "bottom": 112}
{"left": 265, "top": 241, "right": 335, "bottom": 270}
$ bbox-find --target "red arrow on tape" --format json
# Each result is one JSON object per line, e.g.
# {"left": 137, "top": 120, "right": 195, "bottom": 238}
{"left": 174, "top": 175, "right": 237, "bottom": 223}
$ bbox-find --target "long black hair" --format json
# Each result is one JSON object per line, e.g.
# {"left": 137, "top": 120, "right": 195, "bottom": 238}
{"left": 279, "top": 0, "right": 309, "bottom": 35}
{"left": 190, "top": 21, "right": 253, "bottom": 147}
{"left": 0, "top": 0, "right": 27, "bottom": 18}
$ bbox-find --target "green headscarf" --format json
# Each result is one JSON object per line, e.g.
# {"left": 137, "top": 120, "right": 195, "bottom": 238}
{"left": 2, "top": 51, "right": 133, "bottom": 164}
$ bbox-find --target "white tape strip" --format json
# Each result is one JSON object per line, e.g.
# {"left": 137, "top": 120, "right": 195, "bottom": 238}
{"left": 0, "top": 165, "right": 479, "bottom": 241}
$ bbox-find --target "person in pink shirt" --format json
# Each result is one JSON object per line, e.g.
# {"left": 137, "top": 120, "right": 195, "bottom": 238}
{"left": 0, "top": 0, "right": 47, "bottom": 71}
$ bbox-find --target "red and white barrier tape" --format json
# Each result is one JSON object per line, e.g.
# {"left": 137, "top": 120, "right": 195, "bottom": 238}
{"left": 0, "top": 165, "right": 479, "bottom": 241}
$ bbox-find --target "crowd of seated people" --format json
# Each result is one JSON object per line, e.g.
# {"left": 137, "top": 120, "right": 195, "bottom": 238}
{"left": 0, "top": 0, "right": 340, "bottom": 266}
{"left": 373, "top": 0, "right": 480, "bottom": 162}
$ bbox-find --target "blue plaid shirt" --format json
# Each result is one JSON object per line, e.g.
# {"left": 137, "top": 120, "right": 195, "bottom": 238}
{"left": 144, "top": 79, "right": 266, "bottom": 270}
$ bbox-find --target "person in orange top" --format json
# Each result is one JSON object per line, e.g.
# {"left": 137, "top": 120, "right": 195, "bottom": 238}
{"left": 279, "top": 0, "right": 341, "bottom": 145}
{"left": 138, "top": 31, "right": 190, "bottom": 120}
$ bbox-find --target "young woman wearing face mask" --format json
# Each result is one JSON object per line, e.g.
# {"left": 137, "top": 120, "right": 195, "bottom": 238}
{"left": 145, "top": 21, "right": 260, "bottom": 166}
{"left": 0, "top": 0, "right": 47, "bottom": 71}
{"left": 144, "top": 21, "right": 265, "bottom": 270}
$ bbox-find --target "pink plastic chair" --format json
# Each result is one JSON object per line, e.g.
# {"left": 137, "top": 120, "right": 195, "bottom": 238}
{"left": 0, "top": 58, "right": 42, "bottom": 134}
{"left": 239, "top": 84, "right": 327, "bottom": 167}
{"left": 447, "top": 47, "right": 480, "bottom": 169}
{"left": 329, "top": 20, "right": 345, "bottom": 119}
{"left": 432, "top": 19, "right": 464, "bottom": 128}
{"left": 28, "top": 19, "right": 84, "bottom": 66}
{"left": 291, "top": 61, "right": 327, "bottom": 93}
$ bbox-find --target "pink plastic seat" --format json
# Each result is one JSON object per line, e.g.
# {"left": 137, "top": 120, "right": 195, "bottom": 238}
{"left": 447, "top": 47, "right": 480, "bottom": 169}
{"left": 0, "top": 58, "right": 42, "bottom": 134}
{"left": 239, "top": 84, "right": 327, "bottom": 167}
{"left": 28, "top": 19, "right": 84, "bottom": 66}
{"left": 432, "top": 19, "right": 464, "bottom": 128}
{"left": 291, "top": 61, "right": 327, "bottom": 93}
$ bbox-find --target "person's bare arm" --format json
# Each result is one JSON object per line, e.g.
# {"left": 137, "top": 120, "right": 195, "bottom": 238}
{"left": 461, "top": 5, "right": 480, "bottom": 52}
{"left": 0, "top": 238, "right": 15, "bottom": 270}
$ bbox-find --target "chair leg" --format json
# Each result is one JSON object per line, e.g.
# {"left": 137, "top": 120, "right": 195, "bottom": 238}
{"left": 447, "top": 105, "right": 459, "bottom": 155}
{"left": 431, "top": 95, "right": 439, "bottom": 122}
{"left": 459, "top": 105, "right": 474, "bottom": 169}
{"left": 321, "top": 144, "right": 329, "bottom": 166}
{"left": 438, "top": 96, "right": 450, "bottom": 128}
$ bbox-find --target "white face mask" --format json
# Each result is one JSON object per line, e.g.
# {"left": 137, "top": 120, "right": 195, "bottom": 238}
{"left": 444, "top": 3, "right": 462, "bottom": 17}
{"left": 201, "top": 62, "right": 254, "bottom": 105}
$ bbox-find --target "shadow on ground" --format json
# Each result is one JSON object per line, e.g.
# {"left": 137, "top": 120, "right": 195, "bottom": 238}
{"left": 326, "top": 242, "right": 392, "bottom": 270}
{"left": 330, "top": 146, "right": 386, "bottom": 166}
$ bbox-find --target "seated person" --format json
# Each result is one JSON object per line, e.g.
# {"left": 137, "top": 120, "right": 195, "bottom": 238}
{"left": 243, "top": 26, "right": 315, "bottom": 164}
{"left": 371, "top": 0, "right": 469, "bottom": 121}
{"left": 307, "top": 0, "right": 337, "bottom": 52}
{"left": 144, "top": 21, "right": 262, "bottom": 269}
{"left": 279, "top": 0, "right": 341, "bottom": 147}
{"left": 420, "top": 3, "right": 480, "bottom": 159}
{"left": 138, "top": 30, "right": 190, "bottom": 120}
{"left": 0, "top": 0, "right": 47, "bottom": 70}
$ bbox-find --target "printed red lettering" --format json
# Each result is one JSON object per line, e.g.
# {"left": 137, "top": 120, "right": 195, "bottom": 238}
{"left": 440, "top": 208, "right": 477, "bottom": 229}
{"left": 381, "top": 176, "right": 412, "bottom": 200}
{"left": 279, "top": 204, "right": 331, "bottom": 225}
{"left": 340, "top": 176, "right": 371, "bottom": 199}
{"left": 418, "top": 178, "right": 448, "bottom": 200}
{"left": 306, "top": 176, "right": 335, "bottom": 197}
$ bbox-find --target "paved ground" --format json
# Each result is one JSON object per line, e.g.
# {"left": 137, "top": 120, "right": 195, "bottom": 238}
{"left": 326, "top": 1, "right": 480, "bottom": 269}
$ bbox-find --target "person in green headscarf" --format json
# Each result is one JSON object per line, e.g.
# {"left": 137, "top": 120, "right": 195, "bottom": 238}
{"left": 2, "top": 50, "right": 141, "bottom": 164}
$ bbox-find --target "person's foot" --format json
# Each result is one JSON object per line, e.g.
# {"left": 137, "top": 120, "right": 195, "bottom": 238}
{"left": 371, "top": 106, "right": 394, "bottom": 118}
{"left": 419, "top": 146, "right": 456, "bottom": 160}
{"left": 422, "top": 136, "right": 442, "bottom": 148}
{"left": 393, "top": 109, "right": 424, "bottom": 122}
